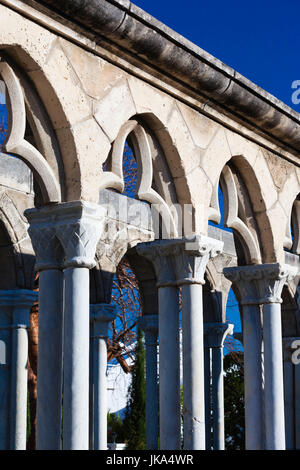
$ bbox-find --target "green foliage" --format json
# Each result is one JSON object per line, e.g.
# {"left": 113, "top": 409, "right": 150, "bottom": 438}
{"left": 107, "top": 412, "right": 126, "bottom": 443}
{"left": 124, "top": 328, "right": 146, "bottom": 450}
{"left": 224, "top": 352, "right": 245, "bottom": 450}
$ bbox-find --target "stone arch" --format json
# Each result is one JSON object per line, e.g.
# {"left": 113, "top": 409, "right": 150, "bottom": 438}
{"left": 0, "top": 40, "right": 106, "bottom": 203}
{"left": 0, "top": 58, "right": 61, "bottom": 203}
{"left": 280, "top": 181, "right": 300, "bottom": 255}
{"left": 204, "top": 130, "right": 281, "bottom": 263}
{"left": 99, "top": 112, "right": 195, "bottom": 238}
{"left": 0, "top": 191, "right": 35, "bottom": 289}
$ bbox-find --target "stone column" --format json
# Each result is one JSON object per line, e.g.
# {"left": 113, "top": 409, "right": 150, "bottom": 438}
{"left": 138, "top": 235, "right": 223, "bottom": 450}
{"left": 204, "top": 322, "right": 233, "bottom": 450}
{"left": 25, "top": 217, "right": 64, "bottom": 450}
{"left": 224, "top": 266, "right": 264, "bottom": 450}
{"left": 90, "top": 304, "right": 116, "bottom": 450}
{"left": 137, "top": 242, "right": 181, "bottom": 450}
{"left": 0, "top": 290, "right": 37, "bottom": 450}
{"left": 26, "top": 201, "right": 106, "bottom": 450}
{"left": 204, "top": 345, "right": 211, "bottom": 450}
{"left": 225, "top": 263, "right": 297, "bottom": 450}
{"left": 257, "top": 264, "right": 296, "bottom": 450}
{"left": 172, "top": 236, "right": 223, "bottom": 451}
{"left": 139, "top": 315, "right": 159, "bottom": 450}
{"left": 55, "top": 202, "right": 106, "bottom": 450}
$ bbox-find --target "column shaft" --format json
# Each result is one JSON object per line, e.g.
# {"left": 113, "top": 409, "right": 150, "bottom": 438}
{"left": 242, "top": 304, "right": 263, "bottom": 450}
{"left": 204, "top": 346, "right": 211, "bottom": 450}
{"left": 263, "top": 302, "right": 286, "bottom": 449}
{"left": 144, "top": 329, "right": 159, "bottom": 450}
{"left": 211, "top": 346, "right": 224, "bottom": 450}
{"left": 158, "top": 286, "right": 181, "bottom": 450}
{"left": 36, "top": 269, "right": 63, "bottom": 450}
{"left": 63, "top": 267, "right": 90, "bottom": 450}
{"left": 182, "top": 283, "right": 205, "bottom": 450}
{"left": 10, "top": 323, "right": 28, "bottom": 450}
{"left": 93, "top": 334, "right": 108, "bottom": 450}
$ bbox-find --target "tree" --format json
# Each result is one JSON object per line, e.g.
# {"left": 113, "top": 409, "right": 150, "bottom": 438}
{"left": 224, "top": 352, "right": 245, "bottom": 450}
{"left": 123, "top": 328, "right": 146, "bottom": 450}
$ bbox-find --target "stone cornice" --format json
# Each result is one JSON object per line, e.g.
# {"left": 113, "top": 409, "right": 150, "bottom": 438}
{"left": 15, "top": 0, "right": 300, "bottom": 159}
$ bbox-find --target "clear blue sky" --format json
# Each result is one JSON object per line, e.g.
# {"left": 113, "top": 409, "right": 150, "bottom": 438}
{"left": 133, "top": 0, "right": 300, "bottom": 112}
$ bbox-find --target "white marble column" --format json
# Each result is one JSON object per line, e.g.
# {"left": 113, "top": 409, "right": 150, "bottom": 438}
{"left": 139, "top": 315, "right": 159, "bottom": 450}
{"left": 90, "top": 304, "right": 116, "bottom": 450}
{"left": 138, "top": 235, "right": 223, "bottom": 451}
{"left": 172, "top": 236, "right": 223, "bottom": 451}
{"left": 257, "top": 264, "right": 296, "bottom": 450}
{"left": 55, "top": 202, "right": 106, "bottom": 450}
{"left": 26, "top": 218, "right": 64, "bottom": 450}
{"left": 224, "top": 266, "right": 264, "bottom": 450}
{"left": 26, "top": 201, "right": 106, "bottom": 450}
{"left": 225, "top": 263, "right": 297, "bottom": 450}
{"left": 204, "top": 345, "right": 212, "bottom": 450}
{"left": 137, "top": 242, "right": 181, "bottom": 450}
{"left": 0, "top": 290, "right": 37, "bottom": 450}
{"left": 204, "top": 322, "right": 233, "bottom": 450}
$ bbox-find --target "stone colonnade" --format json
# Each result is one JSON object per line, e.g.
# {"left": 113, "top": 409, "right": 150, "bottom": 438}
{"left": 224, "top": 264, "right": 298, "bottom": 450}
{"left": 0, "top": 201, "right": 298, "bottom": 450}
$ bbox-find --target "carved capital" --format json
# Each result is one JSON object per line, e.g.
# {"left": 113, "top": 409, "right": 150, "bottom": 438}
{"left": 224, "top": 264, "right": 297, "bottom": 305}
{"left": 90, "top": 304, "right": 117, "bottom": 338}
{"left": 25, "top": 208, "right": 63, "bottom": 271}
{"left": 28, "top": 225, "right": 63, "bottom": 271}
{"left": 204, "top": 322, "right": 233, "bottom": 348}
{"left": 55, "top": 202, "right": 106, "bottom": 269}
{"left": 26, "top": 202, "right": 106, "bottom": 270}
{"left": 137, "top": 235, "right": 223, "bottom": 287}
{"left": 136, "top": 240, "right": 176, "bottom": 286}
{"left": 171, "top": 235, "right": 223, "bottom": 286}
{"left": 0, "top": 289, "right": 38, "bottom": 327}
{"left": 138, "top": 314, "right": 158, "bottom": 334}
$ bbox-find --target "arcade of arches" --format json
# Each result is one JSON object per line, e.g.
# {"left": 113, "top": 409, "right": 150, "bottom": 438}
{"left": 0, "top": 0, "right": 300, "bottom": 451}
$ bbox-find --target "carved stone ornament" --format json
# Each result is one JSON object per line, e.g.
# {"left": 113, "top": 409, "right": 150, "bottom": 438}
{"left": 137, "top": 235, "right": 223, "bottom": 287}
{"left": 224, "top": 263, "right": 298, "bottom": 305}
{"left": 25, "top": 201, "right": 106, "bottom": 270}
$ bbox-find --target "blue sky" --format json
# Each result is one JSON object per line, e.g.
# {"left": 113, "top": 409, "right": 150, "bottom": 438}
{"left": 133, "top": 0, "right": 300, "bottom": 112}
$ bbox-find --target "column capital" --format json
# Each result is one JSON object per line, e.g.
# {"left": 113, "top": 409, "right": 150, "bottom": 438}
{"left": 138, "top": 314, "right": 158, "bottom": 334}
{"left": 224, "top": 263, "right": 297, "bottom": 305}
{"left": 90, "top": 304, "right": 117, "bottom": 324}
{"left": 0, "top": 289, "right": 38, "bottom": 328}
{"left": 137, "top": 235, "right": 223, "bottom": 287}
{"left": 204, "top": 322, "right": 233, "bottom": 348}
{"left": 27, "top": 224, "right": 63, "bottom": 271}
{"left": 26, "top": 201, "right": 106, "bottom": 270}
